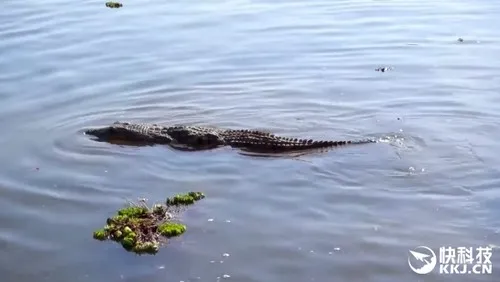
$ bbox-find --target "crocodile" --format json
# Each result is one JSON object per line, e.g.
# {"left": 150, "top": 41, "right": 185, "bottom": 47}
{"left": 84, "top": 121, "right": 376, "bottom": 153}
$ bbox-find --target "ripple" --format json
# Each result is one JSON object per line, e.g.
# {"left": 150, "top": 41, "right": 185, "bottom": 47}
{"left": 1, "top": 0, "right": 500, "bottom": 281}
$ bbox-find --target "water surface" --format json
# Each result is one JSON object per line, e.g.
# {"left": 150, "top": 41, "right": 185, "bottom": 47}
{"left": 1, "top": 0, "right": 499, "bottom": 281}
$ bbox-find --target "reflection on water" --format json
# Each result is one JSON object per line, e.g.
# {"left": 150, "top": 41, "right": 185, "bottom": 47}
{"left": 1, "top": 0, "right": 500, "bottom": 281}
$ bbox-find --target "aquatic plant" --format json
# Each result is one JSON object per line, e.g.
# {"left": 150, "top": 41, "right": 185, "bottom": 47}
{"left": 105, "top": 2, "right": 123, "bottom": 8}
{"left": 166, "top": 191, "right": 205, "bottom": 206}
{"left": 158, "top": 222, "right": 187, "bottom": 237}
{"left": 92, "top": 191, "right": 205, "bottom": 255}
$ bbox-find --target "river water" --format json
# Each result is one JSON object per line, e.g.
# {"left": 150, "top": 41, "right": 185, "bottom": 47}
{"left": 1, "top": 0, "right": 499, "bottom": 281}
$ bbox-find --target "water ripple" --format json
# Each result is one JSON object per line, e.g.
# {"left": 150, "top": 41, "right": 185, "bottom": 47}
{"left": 1, "top": 0, "right": 500, "bottom": 281}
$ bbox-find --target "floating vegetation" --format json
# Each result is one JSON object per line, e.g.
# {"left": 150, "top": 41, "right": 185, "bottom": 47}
{"left": 93, "top": 192, "right": 205, "bottom": 255}
{"left": 166, "top": 191, "right": 205, "bottom": 206}
{"left": 105, "top": 1, "right": 123, "bottom": 8}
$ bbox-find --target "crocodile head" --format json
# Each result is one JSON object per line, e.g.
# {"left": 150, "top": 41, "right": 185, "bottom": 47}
{"left": 84, "top": 126, "right": 116, "bottom": 140}
{"left": 84, "top": 121, "right": 174, "bottom": 144}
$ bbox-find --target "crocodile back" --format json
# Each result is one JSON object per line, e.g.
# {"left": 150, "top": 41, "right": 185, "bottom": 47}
{"left": 165, "top": 126, "right": 225, "bottom": 148}
{"left": 219, "top": 129, "right": 291, "bottom": 143}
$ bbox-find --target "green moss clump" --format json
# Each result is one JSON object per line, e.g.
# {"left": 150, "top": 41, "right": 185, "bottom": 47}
{"left": 122, "top": 226, "right": 133, "bottom": 234}
{"left": 113, "top": 230, "right": 123, "bottom": 239}
{"left": 93, "top": 229, "right": 107, "bottom": 241}
{"left": 93, "top": 192, "right": 204, "bottom": 255}
{"left": 158, "top": 222, "right": 187, "bottom": 237}
{"left": 167, "top": 194, "right": 194, "bottom": 205}
{"left": 189, "top": 191, "right": 205, "bottom": 201}
{"left": 107, "top": 215, "right": 127, "bottom": 225}
{"left": 117, "top": 206, "right": 148, "bottom": 218}
{"left": 105, "top": 2, "right": 123, "bottom": 8}
{"left": 133, "top": 241, "right": 160, "bottom": 254}
{"left": 121, "top": 235, "right": 136, "bottom": 250}
{"left": 166, "top": 192, "right": 205, "bottom": 206}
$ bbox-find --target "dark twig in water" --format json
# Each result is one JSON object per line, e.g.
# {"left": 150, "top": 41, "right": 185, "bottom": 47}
{"left": 375, "top": 66, "right": 393, "bottom": 72}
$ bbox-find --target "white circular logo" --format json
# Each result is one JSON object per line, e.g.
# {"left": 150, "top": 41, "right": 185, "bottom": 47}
{"left": 408, "top": 246, "right": 437, "bottom": 274}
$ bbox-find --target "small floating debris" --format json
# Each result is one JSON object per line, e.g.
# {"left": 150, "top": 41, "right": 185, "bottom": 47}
{"left": 92, "top": 191, "right": 205, "bottom": 255}
{"left": 375, "top": 66, "right": 393, "bottom": 72}
{"left": 456, "top": 38, "right": 480, "bottom": 44}
{"left": 105, "top": 1, "right": 123, "bottom": 8}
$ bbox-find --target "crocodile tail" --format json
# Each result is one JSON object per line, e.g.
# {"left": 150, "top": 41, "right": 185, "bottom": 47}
{"left": 334, "top": 138, "right": 377, "bottom": 145}
{"left": 228, "top": 138, "right": 375, "bottom": 153}
{"left": 293, "top": 138, "right": 376, "bottom": 150}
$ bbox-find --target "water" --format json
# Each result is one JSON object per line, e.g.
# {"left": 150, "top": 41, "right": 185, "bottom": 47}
{"left": 1, "top": 0, "right": 499, "bottom": 281}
